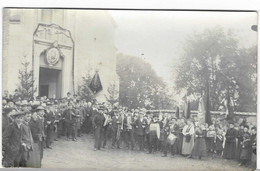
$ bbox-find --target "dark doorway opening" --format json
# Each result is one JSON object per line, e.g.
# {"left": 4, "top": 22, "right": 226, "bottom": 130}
{"left": 39, "top": 67, "right": 62, "bottom": 98}
{"left": 39, "top": 85, "right": 49, "bottom": 97}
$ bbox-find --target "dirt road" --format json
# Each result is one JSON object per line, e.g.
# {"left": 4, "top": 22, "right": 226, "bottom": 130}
{"left": 42, "top": 134, "right": 253, "bottom": 171}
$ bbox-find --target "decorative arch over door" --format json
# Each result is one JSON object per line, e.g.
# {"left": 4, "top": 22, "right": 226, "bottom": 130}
{"left": 32, "top": 23, "right": 74, "bottom": 98}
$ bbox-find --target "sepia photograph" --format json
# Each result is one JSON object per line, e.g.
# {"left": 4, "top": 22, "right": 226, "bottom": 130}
{"left": 1, "top": 8, "right": 258, "bottom": 170}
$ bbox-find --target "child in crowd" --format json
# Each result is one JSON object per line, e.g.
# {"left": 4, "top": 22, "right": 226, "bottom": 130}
{"left": 206, "top": 125, "right": 216, "bottom": 154}
{"left": 214, "top": 129, "right": 224, "bottom": 156}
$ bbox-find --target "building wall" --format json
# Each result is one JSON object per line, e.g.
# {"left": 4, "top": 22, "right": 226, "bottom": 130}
{"left": 73, "top": 10, "right": 119, "bottom": 102}
{"left": 2, "top": 9, "right": 119, "bottom": 102}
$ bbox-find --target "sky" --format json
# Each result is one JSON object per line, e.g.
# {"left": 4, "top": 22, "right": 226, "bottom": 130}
{"left": 110, "top": 10, "right": 258, "bottom": 89}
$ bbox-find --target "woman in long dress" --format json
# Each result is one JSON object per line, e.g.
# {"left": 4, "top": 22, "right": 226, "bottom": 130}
{"left": 182, "top": 119, "right": 195, "bottom": 157}
{"left": 192, "top": 124, "right": 207, "bottom": 159}
{"left": 223, "top": 121, "right": 237, "bottom": 160}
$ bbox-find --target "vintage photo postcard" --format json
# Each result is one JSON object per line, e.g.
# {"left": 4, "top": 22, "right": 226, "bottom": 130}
{"left": 1, "top": 8, "right": 257, "bottom": 170}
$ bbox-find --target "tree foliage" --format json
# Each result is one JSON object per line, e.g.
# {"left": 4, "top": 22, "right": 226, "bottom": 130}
{"left": 77, "top": 72, "right": 94, "bottom": 102}
{"left": 17, "top": 56, "right": 37, "bottom": 100}
{"left": 174, "top": 27, "right": 257, "bottom": 112}
{"left": 117, "top": 53, "right": 175, "bottom": 109}
{"left": 105, "top": 81, "right": 119, "bottom": 106}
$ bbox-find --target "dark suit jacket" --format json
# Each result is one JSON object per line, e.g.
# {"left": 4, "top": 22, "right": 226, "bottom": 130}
{"left": 135, "top": 117, "right": 148, "bottom": 136}
{"left": 21, "top": 121, "right": 33, "bottom": 151}
{"left": 111, "top": 116, "right": 122, "bottom": 130}
{"left": 92, "top": 112, "right": 105, "bottom": 128}
{"left": 44, "top": 111, "right": 55, "bottom": 133}
{"left": 3, "top": 122, "right": 22, "bottom": 158}
{"left": 2, "top": 115, "right": 12, "bottom": 132}
{"left": 29, "top": 118, "right": 42, "bottom": 142}
{"left": 63, "top": 109, "right": 75, "bottom": 123}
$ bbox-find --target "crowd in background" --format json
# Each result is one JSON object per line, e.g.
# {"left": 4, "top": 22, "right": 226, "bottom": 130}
{"left": 2, "top": 92, "right": 257, "bottom": 168}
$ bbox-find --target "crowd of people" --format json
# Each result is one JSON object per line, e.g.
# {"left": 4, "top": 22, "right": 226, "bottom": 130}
{"left": 2, "top": 92, "right": 257, "bottom": 168}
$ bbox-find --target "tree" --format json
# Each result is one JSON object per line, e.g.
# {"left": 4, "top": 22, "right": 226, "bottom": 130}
{"left": 105, "top": 81, "right": 119, "bottom": 106}
{"left": 77, "top": 72, "right": 94, "bottom": 101}
{"left": 218, "top": 45, "right": 257, "bottom": 112}
{"left": 117, "top": 53, "right": 175, "bottom": 109}
{"left": 17, "top": 56, "right": 37, "bottom": 100}
{"left": 174, "top": 27, "right": 257, "bottom": 112}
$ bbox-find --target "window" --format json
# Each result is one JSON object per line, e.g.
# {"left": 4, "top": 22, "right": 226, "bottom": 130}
{"left": 9, "top": 14, "right": 20, "bottom": 24}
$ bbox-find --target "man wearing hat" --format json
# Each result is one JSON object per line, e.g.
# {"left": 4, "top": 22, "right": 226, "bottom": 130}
{"left": 36, "top": 105, "right": 46, "bottom": 160}
{"left": 44, "top": 101, "right": 55, "bottom": 148}
{"left": 66, "top": 92, "right": 72, "bottom": 101}
{"left": 124, "top": 110, "right": 135, "bottom": 150}
{"left": 63, "top": 102, "right": 76, "bottom": 141}
{"left": 92, "top": 105, "right": 105, "bottom": 150}
{"left": 20, "top": 100, "right": 29, "bottom": 111}
{"left": 134, "top": 109, "right": 148, "bottom": 151}
{"left": 28, "top": 109, "right": 43, "bottom": 167}
{"left": 102, "top": 107, "right": 112, "bottom": 148}
{"left": 73, "top": 102, "right": 83, "bottom": 138}
{"left": 148, "top": 114, "right": 160, "bottom": 154}
{"left": 2, "top": 107, "right": 15, "bottom": 132}
{"left": 223, "top": 121, "right": 237, "bottom": 160}
{"left": 53, "top": 100, "right": 63, "bottom": 139}
{"left": 111, "top": 108, "right": 122, "bottom": 149}
{"left": 3, "top": 111, "right": 25, "bottom": 167}
{"left": 19, "top": 110, "right": 33, "bottom": 167}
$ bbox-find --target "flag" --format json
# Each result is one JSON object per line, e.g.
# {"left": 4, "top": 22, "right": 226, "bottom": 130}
{"left": 175, "top": 106, "right": 180, "bottom": 119}
{"left": 198, "top": 82, "right": 212, "bottom": 125}
{"left": 226, "top": 88, "right": 234, "bottom": 121}
{"left": 198, "top": 96, "right": 206, "bottom": 123}
{"left": 89, "top": 72, "right": 103, "bottom": 94}
{"left": 205, "top": 82, "right": 212, "bottom": 125}
{"left": 184, "top": 100, "right": 191, "bottom": 119}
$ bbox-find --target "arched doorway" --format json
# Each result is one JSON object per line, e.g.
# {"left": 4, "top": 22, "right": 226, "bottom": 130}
{"left": 32, "top": 24, "right": 74, "bottom": 99}
{"left": 38, "top": 47, "right": 64, "bottom": 98}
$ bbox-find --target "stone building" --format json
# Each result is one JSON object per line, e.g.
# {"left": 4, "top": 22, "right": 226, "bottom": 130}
{"left": 2, "top": 9, "right": 119, "bottom": 102}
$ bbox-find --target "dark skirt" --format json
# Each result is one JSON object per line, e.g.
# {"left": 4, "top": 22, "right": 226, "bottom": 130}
{"left": 177, "top": 133, "right": 183, "bottom": 154}
{"left": 223, "top": 141, "right": 236, "bottom": 159}
{"left": 206, "top": 137, "right": 215, "bottom": 150}
{"left": 192, "top": 137, "right": 207, "bottom": 157}
{"left": 236, "top": 140, "right": 242, "bottom": 161}
{"left": 215, "top": 138, "right": 223, "bottom": 152}
{"left": 240, "top": 147, "right": 252, "bottom": 160}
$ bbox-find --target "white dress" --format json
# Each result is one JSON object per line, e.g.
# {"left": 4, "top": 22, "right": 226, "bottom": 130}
{"left": 182, "top": 124, "right": 195, "bottom": 155}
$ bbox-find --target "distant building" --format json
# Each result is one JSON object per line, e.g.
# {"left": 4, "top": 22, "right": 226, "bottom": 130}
{"left": 3, "top": 9, "right": 119, "bottom": 102}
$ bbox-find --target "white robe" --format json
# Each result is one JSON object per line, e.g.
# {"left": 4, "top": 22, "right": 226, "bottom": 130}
{"left": 182, "top": 124, "right": 195, "bottom": 155}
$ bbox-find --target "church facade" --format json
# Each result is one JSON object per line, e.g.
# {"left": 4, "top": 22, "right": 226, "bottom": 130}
{"left": 3, "top": 9, "right": 119, "bottom": 102}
